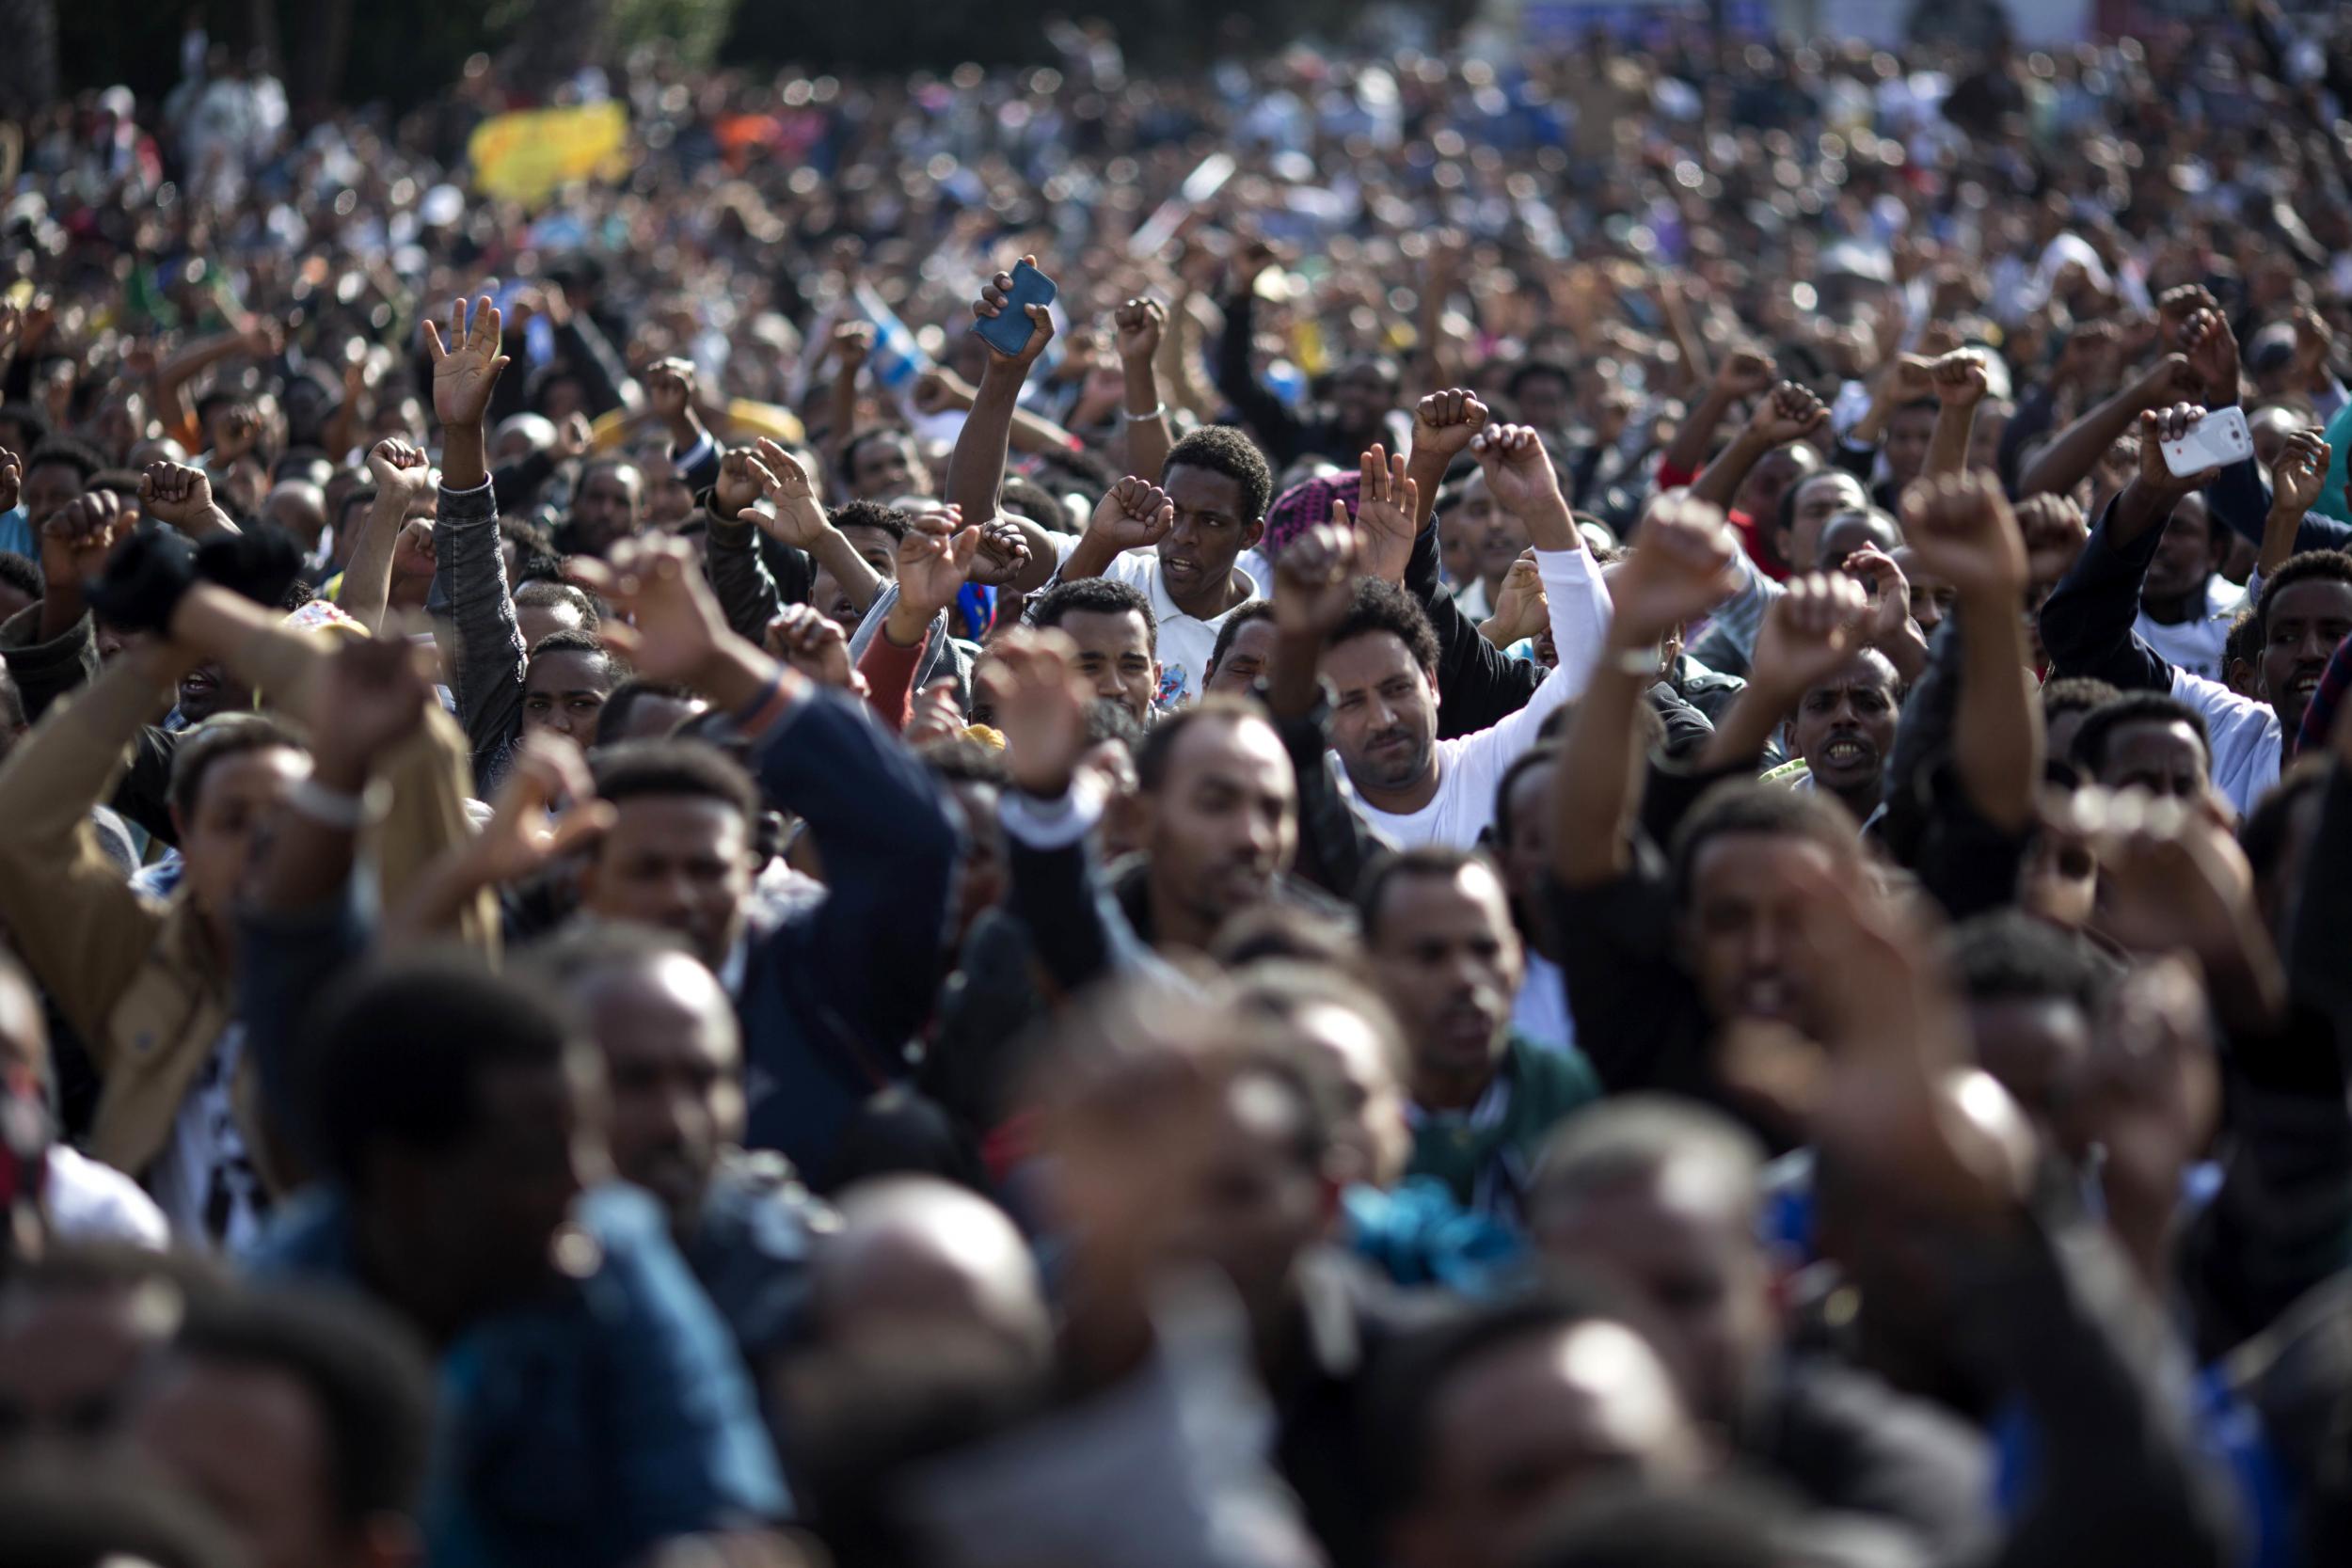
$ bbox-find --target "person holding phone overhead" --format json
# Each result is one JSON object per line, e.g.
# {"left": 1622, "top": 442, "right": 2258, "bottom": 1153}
{"left": 955, "top": 258, "right": 1278, "bottom": 709}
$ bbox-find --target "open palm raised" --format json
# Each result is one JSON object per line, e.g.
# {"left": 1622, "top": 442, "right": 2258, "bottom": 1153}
{"left": 423, "top": 295, "right": 511, "bottom": 429}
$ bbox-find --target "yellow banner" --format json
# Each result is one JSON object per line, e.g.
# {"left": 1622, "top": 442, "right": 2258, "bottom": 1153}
{"left": 467, "top": 103, "right": 631, "bottom": 206}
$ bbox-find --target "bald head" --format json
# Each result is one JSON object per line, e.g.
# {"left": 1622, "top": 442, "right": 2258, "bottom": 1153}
{"left": 813, "top": 1178, "right": 1049, "bottom": 1368}
{"left": 532, "top": 932, "right": 741, "bottom": 1232}
{"left": 262, "top": 482, "right": 326, "bottom": 548}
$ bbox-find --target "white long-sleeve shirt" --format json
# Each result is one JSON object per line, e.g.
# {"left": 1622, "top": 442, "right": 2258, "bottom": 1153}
{"left": 1355, "top": 546, "right": 1613, "bottom": 849}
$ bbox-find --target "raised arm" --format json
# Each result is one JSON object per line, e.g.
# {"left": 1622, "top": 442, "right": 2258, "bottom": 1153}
{"left": 419, "top": 293, "right": 527, "bottom": 782}
{"left": 943, "top": 258, "right": 1062, "bottom": 594}
{"left": 2038, "top": 405, "right": 2218, "bottom": 690}
{"left": 1690, "top": 380, "right": 1827, "bottom": 513}
{"left": 1267, "top": 523, "right": 1386, "bottom": 899}
{"left": 1113, "top": 297, "right": 1174, "bottom": 485}
{"left": 1922, "top": 351, "right": 1989, "bottom": 481}
{"left": 2257, "top": 429, "right": 2331, "bottom": 583}
{"left": 1900, "top": 474, "right": 2041, "bottom": 833}
{"left": 1698, "top": 573, "right": 1874, "bottom": 774}
{"left": 1657, "top": 348, "right": 1774, "bottom": 487}
{"left": 1555, "top": 495, "right": 1745, "bottom": 886}
{"left": 1056, "top": 475, "right": 1176, "bottom": 588}
{"left": 745, "top": 436, "right": 884, "bottom": 617}
{"left": 1214, "top": 245, "right": 1307, "bottom": 468}
{"left": 1402, "top": 388, "right": 1490, "bottom": 537}
{"left": 339, "top": 439, "right": 435, "bottom": 632}
{"left": 703, "top": 446, "right": 789, "bottom": 641}
{"left": 2017, "top": 352, "right": 2199, "bottom": 499}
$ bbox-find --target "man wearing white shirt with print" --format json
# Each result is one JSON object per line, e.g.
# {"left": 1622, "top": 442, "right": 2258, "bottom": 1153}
{"left": 1051, "top": 426, "right": 1273, "bottom": 708}
{"left": 1319, "top": 424, "right": 1613, "bottom": 848}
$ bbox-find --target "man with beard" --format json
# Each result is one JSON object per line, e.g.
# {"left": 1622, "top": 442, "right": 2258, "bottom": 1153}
{"left": 2042, "top": 401, "right": 2352, "bottom": 815}
{"left": 529, "top": 924, "right": 831, "bottom": 1379}
{"left": 1361, "top": 847, "right": 1597, "bottom": 1223}
{"left": 1779, "top": 648, "right": 1903, "bottom": 826}
{"left": 1319, "top": 426, "right": 1610, "bottom": 849}
{"left": 989, "top": 628, "right": 1314, "bottom": 966}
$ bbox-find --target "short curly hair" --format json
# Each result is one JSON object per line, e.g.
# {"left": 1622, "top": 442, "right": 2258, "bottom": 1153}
{"left": 1327, "top": 578, "right": 1441, "bottom": 673}
{"left": 1165, "top": 426, "right": 1274, "bottom": 525}
{"left": 1030, "top": 576, "right": 1156, "bottom": 650}
{"left": 2254, "top": 548, "right": 2352, "bottom": 636}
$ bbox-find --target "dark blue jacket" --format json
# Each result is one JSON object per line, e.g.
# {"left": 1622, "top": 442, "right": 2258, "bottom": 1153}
{"left": 237, "top": 877, "right": 790, "bottom": 1568}
{"left": 255, "top": 1184, "right": 789, "bottom": 1568}
{"left": 730, "top": 686, "right": 961, "bottom": 1184}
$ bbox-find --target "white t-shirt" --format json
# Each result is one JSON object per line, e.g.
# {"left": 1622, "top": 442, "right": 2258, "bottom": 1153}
{"left": 2137, "top": 577, "right": 2246, "bottom": 685}
{"left": 2169, "top": 666, "right": 2281, "bottom": 818}
{"left": 146, "top": 1028, "right": 272, "bottom": 1254}
{"left": 1353, "top": 548, "right": 1612, "bottom": 849}
{"left": 1048, "top": 536, "right": 1267, "bottom": 708}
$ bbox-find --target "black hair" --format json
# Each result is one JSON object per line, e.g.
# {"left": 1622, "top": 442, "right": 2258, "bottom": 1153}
{"left": 1666, "top": 780, "right": 1859, "bottom": 910}
{"left": 2255, "top": 548, "right": 2352, "bottom": 634}
{"left": 0, "top": 1462, "right": 249, "bottom": 1568}
{"left": 1165, "top": 425, "right": 1274, "bottom": 524}
{"left": 832, "top": 498, "right": 914, "bottom": 546}
{"left": 1134, "top": 695, "right": 1271, "bottom": 793}
{"left": 172, "top": 1287, "right": 434, "bottom": 1535}
{"left": 1225, "top": 1028, "right": 1345, "bottom": 1174}
{"left": 1506, "top": 359, "right": 1575, "bottom": 402}
{"left": 2223, "top": 606, "right": 2262, "bottom": 683}
{"left": 2040, "top": 675, "right": 2122, "bottom": 722}
{"left": 1947, "top": 910, "right": 2112, "bottom": 1015}
{"left": 338, "top": 484, "right": 378, "bottom": 530}
{"left": 1356, "top": 845, "right": 1494, "bottom": 945}
{"left": 1001, "top": 474, "right": 1072, "bottom": 535}
{"left": 307, "top": 951, "right": 578, "bottom": 1191}
{"left": 0, "top": 550, "right": 41, "bottom": 603}
{"left": 1773, "top": 466, "right": 1860, "bottom": 543}
{"left": 24, "top": 436, "right": 101, "bottom": 485}
{"left": 168, "top": 713, "right": 305, "bottom": 819}
{"left": 1361, "top": 1282, "right": 1650, "bottom": 1520}
{"left": 527, "top": 627, "right": 625, "bottom": 688}
{"left": 2071, "top": 692, "right": 2212, "bottom": 777}
{"left": 1328, "top": 577, "right": 1442, "bottom": 673}
{"left": 837, "top": 427, "right": 915, "bottom": 491}
{"left": 1491, "top": 744, "right": 1560, "bottom": 850}
{"left": 592, "top": 738, "right": 761, "bottom": 826}
{"left": 1030, "top": 576, "right": 1156, "bottom": 649}
{"left": 87, "top": 467, "right": 142, "bottom": 499}
{"left": 1205, "top": 597, "right": 1276, "bottom": 679}
{"left": 515, "top": 576, "right": 601, "bottom": 631}
{"left": 1530, "top": 1096, "right": 1765, "bottom": 1226}
{"left": 593, "top": 679, "right": 699, "bottom": 748}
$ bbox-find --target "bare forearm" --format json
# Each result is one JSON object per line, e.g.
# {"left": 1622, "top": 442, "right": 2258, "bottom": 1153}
{"left": 339, "top": 495, "right": 405, "bottom": 630}
{"left": 2260, "top": 503, "right": 2309, "bottom": 579}
{"left": 168, "top": 586, "right": 324, "bottom": 715}
{"left": 440, "top": 421, "right": 488, "bottom": 494}
{"left": 1690, "top": 431, "right": 1772, "bottom": 511}
{"left": 807, "top": 527, "right": 883, "bottom": 612}
{"left": 1405, "top": 447, "right": 1451, "bottom": 531}
{"left": 1121, "top": 356, "right": 1171, "bottom": 483}
{"left": 824, "top": 370, "right": 859, "bottom": 462}
{"left": 945, "top": 361, "right": 1025, "bottom": 528}
{"left": 1267, "top": 628, "right": 1323, "bottom": 721}
{"left": 1059, "top": 530, "right": 1124, "bottom": 583}
{"left": 1951, "top": 591, "right": 2042, "bottom": 832}
{"left": 1699, "top": 681, "right": 1791, "bottom": 773}
{"left": 1878, "top": 619, "right": 1931, "bottom": 684}
{"left": 1661, "top": 388, "right": 1738, "bottom": 479}
{"left": 1925, "top": 403, "right": 1978, "bottom": 480}
{"left": 1553, "top": 660, "right": 1648, "bottom": 886}
{"left": 1007, "top": 403, "right": 1082, "bottom": 457}
{"left": 37, "top": 574, "right": 86, "bottom": 643}
{"left": 2018, "top": 388, "right": 2144, "bottom": 499}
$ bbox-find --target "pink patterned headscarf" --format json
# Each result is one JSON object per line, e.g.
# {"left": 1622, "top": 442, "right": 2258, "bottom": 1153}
{"left": 1261, "top": 469, "right": 1361, "bottom": 557}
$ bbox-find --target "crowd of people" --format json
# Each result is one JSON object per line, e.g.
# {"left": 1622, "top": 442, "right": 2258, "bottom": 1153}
{"left": 9, "top": 4, "right": 2352, "bottom": 1566}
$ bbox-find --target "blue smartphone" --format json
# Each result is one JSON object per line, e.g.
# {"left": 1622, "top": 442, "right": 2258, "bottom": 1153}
{"left": 973, "top": 260, "right": 1057, "bottom": 356}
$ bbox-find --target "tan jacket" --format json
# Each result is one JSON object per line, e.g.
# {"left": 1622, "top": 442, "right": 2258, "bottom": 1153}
{"left": 0, "top": 648, "right": 484, "bottom": 1183}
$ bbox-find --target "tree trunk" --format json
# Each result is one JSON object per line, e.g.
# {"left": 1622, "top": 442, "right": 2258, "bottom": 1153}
{"left": 0, "top": 0, "right": 59, "bottom": 124}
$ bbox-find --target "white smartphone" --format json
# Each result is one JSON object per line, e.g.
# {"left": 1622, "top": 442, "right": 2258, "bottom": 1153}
{"left": 2161, "top": 405, "right": 2254, "bottom": 477}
